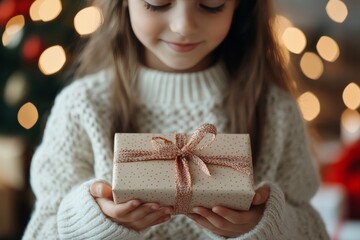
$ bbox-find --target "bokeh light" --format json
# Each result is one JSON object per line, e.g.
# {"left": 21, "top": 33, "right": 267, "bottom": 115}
{"left": 274, "top": 15, "right": 293, "bottom": 38}
{"left": 5, "top": 15, "right": 25, "bottom": 35}
{"left": 300, "top": 52, "right": 324, "bottom": 80}
{"left": 326, "top": 0, "right": 348, "bottom": 23}
{"left": 29, "top": 0, "right": 44, "bottom": 21}
{"left": 316, "top": 36, "right": 340, "bottom": 62}
{"left": 38, "top": 45, "right": 66, "bottom": 75}
{"left": 74, "top": 6, "right": 103, "bottom": 36}
{"left": 2, "top": 28, "right": 24, "bottom": 48}
{"left": 297, "top": 91, "right": 321, "bottom": 121}
{"left": 341, "top": 109, "right": 360, "bottom": 133}
{"left": 39, "top": 0, "right": 62, "bottom": 22}
{"left": 17, "top": 102, "right": 39, "bottom": 129}
{"left": 343, "top": 82, "right": 360, "bottom": 110}
{"left": 4, "top": 72, "right": 27, "bottom": 106}
{"left": 282, "top": 27, "right": 307, "bottom": 54}
{"left": 273, "top": 15, "right": 292, "bottom": 65}
{"left": 2, "top": 15, "right": 25, "bottom": 48}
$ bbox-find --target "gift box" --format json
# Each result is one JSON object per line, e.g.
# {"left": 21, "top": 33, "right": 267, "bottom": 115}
{"left": 112, "top": 124, "right": 255, "bottom": 214}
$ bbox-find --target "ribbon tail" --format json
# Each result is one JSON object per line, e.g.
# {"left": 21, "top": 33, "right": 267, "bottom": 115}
{"left": 174, "top": 157, "right": 192, "bottom": 214}
{"left": 199, "top": 155, "right": 253, "bottom": 176}
{"left": 190, "top": 155, "right": 211, "bottom": 176}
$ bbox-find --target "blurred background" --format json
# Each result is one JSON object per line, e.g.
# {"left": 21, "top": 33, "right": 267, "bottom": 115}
{"left": 0, "top": 0, "right": 359, "bottom": 239}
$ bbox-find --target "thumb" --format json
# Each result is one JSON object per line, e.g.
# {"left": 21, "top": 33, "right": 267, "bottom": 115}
{"left": 90, "top": 180, "right": 113, "bottom": 199}
{"left": 252, "top": 185, "right": 270, "bottom": 205}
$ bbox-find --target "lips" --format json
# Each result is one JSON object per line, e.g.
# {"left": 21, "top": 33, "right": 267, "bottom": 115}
{"left": 164, "top": 41, "right": 200, "bottom": 53}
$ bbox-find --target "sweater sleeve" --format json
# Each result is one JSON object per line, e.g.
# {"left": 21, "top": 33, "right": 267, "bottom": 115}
{"left": 203, "top": 92, "right": 329, "bottom": 240}
{"left": 22, "top": 86, "right": 141, "bottom": 240}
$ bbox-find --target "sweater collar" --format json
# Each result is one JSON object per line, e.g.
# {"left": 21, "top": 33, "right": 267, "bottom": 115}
{"left": 135, "top": 61, "right": 229, "bottom": 105}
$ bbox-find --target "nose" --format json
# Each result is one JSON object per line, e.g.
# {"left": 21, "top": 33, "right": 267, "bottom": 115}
{"left": 169, "top": 7, "right": 197, "bottom": 37}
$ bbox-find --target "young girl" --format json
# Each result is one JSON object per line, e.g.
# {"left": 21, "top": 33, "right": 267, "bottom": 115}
{"left": 23, "top": 0, "right": 329, "bottom": 239}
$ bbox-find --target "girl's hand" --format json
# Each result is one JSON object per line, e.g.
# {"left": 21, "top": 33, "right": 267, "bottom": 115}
{"left": 187, "top": 186, "right": 270, "bottom": 238}
{"left": 90, "top": 181, "right": 173, "bottom": 232}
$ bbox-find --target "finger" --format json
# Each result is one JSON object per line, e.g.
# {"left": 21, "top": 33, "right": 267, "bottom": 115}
{"left": 192, "top": 207, "right": 237, "bottom": 232}
{"left": 212, "top": 206, "right": 245, "bottom": 224}
{"left": 212, "top": 205, "right": 261, "bottom": 225}
{"left": 187, "top": 213, "right": 238, "bottom": 237}
{"left": 90, "top": 181, "right": 113, "bottom": 199}
{"left": 132, "top": 207, "right": 172, "bottom": 229}
{"left": 122, "top": 203, "right": 161, "bottom": 222}
{"left": 252, "top": 186, "right": 270, "bottom": 205}
{"left": 97, "top": 198, "right": 141, "bottom": 219}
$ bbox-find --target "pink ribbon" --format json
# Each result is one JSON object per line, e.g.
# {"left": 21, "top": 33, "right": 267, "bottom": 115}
{"left": 114, "top": 123, "right": 252, "bottom": 214}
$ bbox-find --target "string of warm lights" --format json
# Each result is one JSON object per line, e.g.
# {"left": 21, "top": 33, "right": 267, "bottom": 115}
{"left": 275, "top": 0, "right": 360, "bottom": 141}
{"left": 1, "top": 0, "right": 359, "bottom": 139}
{"left": 1, "top": 1, "right": 103, "bottom": 130}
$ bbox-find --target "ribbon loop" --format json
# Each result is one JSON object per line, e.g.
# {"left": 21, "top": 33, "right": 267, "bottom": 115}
{"left": 184, "top": 123, "right": 217, "bottom": 152}
{"left": 151, "top": 137, "right": 179, "bottom": 158}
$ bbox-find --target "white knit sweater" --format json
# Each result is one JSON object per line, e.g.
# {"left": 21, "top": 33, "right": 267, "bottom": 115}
{"left": 23, "top": 62, "right": 329, "bottom": 239}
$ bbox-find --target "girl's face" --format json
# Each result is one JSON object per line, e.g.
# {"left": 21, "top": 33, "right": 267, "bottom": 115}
{"left": 127, "top": 0, "right": 237, "bottom": 72}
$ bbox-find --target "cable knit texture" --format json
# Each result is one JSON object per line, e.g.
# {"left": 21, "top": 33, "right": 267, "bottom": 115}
{"left": 23, "top": 62, "right": 329, "bottom": 240}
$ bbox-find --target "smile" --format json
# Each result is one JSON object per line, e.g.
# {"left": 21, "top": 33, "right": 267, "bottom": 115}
{"left": 164, "top": 41, "right": 200, "bottom": 53}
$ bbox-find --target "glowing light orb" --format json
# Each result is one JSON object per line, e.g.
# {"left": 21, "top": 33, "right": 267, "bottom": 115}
{"left": 38, "top": 45, "right": 66, "bottom": 75}
{"left": 18, "top": 102, "right": 39, "bottom": 129}
{"left": 297, "top": 92, "right": 321, "bottom": 121}
{"left": 343, "top": 83, "right": 360, "bottom": 110}
{"left": 300, "top": 52, "right": 324, "bottom": 80}
{"left": 74, "top": 6, "right": 103, "bottom": 35}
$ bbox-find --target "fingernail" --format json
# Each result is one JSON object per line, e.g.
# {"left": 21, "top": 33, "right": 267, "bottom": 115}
{"left": 97, "top": 185, "right": 102, "bottom": 195}
{"left": 253, "top": 193, "right": 261, "bottom": 203}
{"left": 212, "top": 207, "right": 220, "bottom": 213}
{"left": 192, "top": 207, "right": 200, "bottom": 213}
{"left": 132, "top": 201, "right": 140, "bottom": 207}
{"left": 151, "top": 204, "right": 159, "bottom": 210}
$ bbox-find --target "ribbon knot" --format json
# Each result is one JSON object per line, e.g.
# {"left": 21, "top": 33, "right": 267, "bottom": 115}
{"left": 179, "top": 151, "right": 191, "bottom": 159}
{"left": 115, "top": 123, "right": 252, "bottom": 214}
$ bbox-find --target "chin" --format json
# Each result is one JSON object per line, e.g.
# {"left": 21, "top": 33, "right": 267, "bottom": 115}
{"left": 167, "top": 64, "right": 197, "bottom": 72}
{"left": 163, "top": 59, "right": 207, "bottom": 73}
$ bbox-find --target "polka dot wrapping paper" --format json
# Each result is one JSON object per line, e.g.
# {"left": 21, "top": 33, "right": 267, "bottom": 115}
{"left": 112, "top": 131, "right": 255, "bottom": 214}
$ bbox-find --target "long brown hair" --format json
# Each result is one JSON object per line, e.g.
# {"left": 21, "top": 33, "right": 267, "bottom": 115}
{"left": 74, "top": 0, "right": 294, "bottom": 158}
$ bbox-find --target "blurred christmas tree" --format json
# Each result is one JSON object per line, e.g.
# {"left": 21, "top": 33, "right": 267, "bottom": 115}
{"left": 0, "top": 1, "right": 104, "bottom": 238}
{"left": 0, "top": 0, "right": 86, "bottom": 143}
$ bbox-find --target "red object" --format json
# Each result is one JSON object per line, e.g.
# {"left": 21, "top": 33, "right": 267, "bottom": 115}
{"left": 0, "top": 0, "right": 32, "bottom": 26}
{"left": 14, "top": 0, "right": 32, "bottom": 16}
{"left": 324, "top": 138, "right": 360, "bottom": 219}
{"left": 0, "top": 0, "right": 16, "bottom": 26}
{"left": 22, "top": 35, "right": 43, "bottom": 62}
